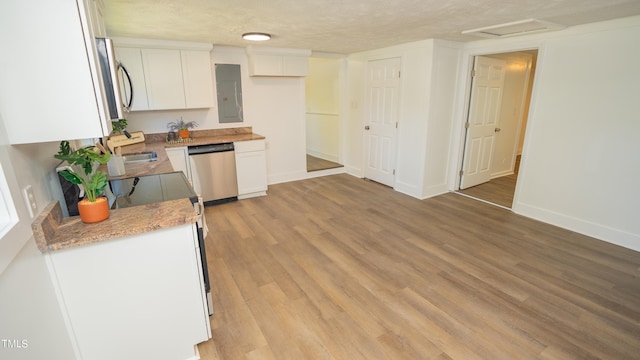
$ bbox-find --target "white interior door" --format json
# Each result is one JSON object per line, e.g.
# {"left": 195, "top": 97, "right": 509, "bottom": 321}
{"left": 364, "top": 57, "right": 401, "bottom": 186}
{"left": 460, "top": 56, "right": 506, "bottom": 189}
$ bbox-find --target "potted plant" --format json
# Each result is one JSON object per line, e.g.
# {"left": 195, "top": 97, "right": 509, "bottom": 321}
{"left": 55, "top": 141, "right": 111, "bottom": 223}
{"left": 167, "top": 118, "right": 198, "bottom": 139}
{"left": 111, "top": 118, "right": 131, "bottom": 138}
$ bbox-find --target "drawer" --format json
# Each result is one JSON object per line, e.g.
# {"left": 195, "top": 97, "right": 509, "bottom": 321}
{"left": 234, "top": 139, "right": 265, "bottom": 153}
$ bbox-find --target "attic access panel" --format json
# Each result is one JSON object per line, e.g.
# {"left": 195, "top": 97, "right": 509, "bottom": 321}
{"left": 462, "top": 19, "right": 565, "bottom": 38}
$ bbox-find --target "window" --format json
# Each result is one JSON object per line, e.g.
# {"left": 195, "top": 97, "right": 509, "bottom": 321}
{"left": 0, "top": 158, "right": 32, "bottom": 275}
{"left": 0, "top": 162, "right": 18, "bottom": 238}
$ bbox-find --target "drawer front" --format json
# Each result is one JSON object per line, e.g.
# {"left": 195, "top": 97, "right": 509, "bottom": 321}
{"left": 234, "top": 139, "right": 265, "bottom": 153}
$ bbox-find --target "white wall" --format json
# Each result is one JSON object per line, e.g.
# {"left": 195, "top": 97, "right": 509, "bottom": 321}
{"left": 422, "top": 43, "right": 461, "bottom": 198}
{"left": 347, "top": 39, "right": 460, "bottom": 199}
{"left": 0, "top": 241, "right": 76, "bottom": 359}
{"left": 344, "top": 59, "right": 366, "bottom": 176}
{"left": 452, "top": 16, "right": 640, "bottom": 251}
{"left": 0, "top": 116, "right": 77, "bottom": 359}
{"left": 127, "top": 46, "right": 309, "bottom": 185}
{"left": 306, "top": 57, "right": 342, "bottom": 162}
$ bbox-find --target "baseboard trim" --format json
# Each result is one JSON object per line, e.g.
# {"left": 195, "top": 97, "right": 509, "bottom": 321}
{"left": 303, "top": 167, "right": 346, "bottom": 179}
{"left": 515, "top": 202, "right": 640, "bottom": 252}
{"left": 490, "top": 170, "right": 515, "bottom": 179}
{"left": 421, "top": 184, "right": 450, "bottom": 200}
{"left": 306, "top": 150, "right": 339, "bottom": 163}
{"left": 394, "top": 180, "right": 421, "bottom": 198}
{"left": 268, "top": 170, "right": 309, "bottom": 185}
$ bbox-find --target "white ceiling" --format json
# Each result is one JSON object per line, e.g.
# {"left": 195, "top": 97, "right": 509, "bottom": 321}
{"left": 103, "top": 0, "right": 640, "bottom": 54}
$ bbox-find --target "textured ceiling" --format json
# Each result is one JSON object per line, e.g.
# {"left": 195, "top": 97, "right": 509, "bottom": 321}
{"left": 103, "top": 0, "right": 640, "bottom": 54}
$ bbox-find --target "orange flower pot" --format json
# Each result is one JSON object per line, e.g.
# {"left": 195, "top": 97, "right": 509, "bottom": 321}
{"left": 77, "top": 197, "right": 110, "bottom": 223}
{"left": 178, "top": 129, "right": 190, "bottom": 139}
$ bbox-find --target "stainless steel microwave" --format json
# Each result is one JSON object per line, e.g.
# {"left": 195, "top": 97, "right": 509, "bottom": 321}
{"left": 95, "top": 38, "right": 132, "bottom": 120}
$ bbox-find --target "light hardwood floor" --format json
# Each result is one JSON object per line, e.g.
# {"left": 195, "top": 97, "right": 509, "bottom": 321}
{"left": 457, "top": 156, "right": 520, "bottom": 208}
{"left": 457, "top": 173, "right": 517, "bottom": 208}
{"left": 307, "top": 154, "right": 344, "bottom": 172}
{"left": 198, "top": 174, "right": 640, "bottom": 359}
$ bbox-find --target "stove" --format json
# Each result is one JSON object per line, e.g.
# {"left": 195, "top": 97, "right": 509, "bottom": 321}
{"left": 108, "top": 171, "right": 197, "bottom": 209}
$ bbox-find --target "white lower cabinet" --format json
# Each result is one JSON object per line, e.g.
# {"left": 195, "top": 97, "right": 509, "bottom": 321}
{"left": 166, "top": 146, "right": 192, "bottom": 182}
{"left": 234, "top": 140, "right": 268, "bottom": 199}
{"left": 46, "top": 224, "right": 210, "bottom": 360}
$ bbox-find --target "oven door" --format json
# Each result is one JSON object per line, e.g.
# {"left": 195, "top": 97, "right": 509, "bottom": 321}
{"left": 194, "top": 197, "right": 213, "bottom": 316}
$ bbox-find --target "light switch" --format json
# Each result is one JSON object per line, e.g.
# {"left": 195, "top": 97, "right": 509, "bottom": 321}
{"left": 22, "top": 185, "right": 37, "bottom": 218}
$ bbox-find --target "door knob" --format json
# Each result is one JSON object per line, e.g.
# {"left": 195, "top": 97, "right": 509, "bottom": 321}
{"left": 364, "top": 125, "right": 370, "bottom": 130}
{"left": 495, "top": 127, "right": 501, "bottom": 132}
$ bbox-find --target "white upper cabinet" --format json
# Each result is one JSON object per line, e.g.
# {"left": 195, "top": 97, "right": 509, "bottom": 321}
{"left": 114, "top": 38, "right": 215, "bottom": 111}
{"left": 0, "top": 0, "right": 112, "bottom": 144}
{"left": 246, "top": 46, "right": 311, "bottom": 77}
{"left": 181, "top": 51, "right": 215, "bottom": 109}
{"left": 143, "top": 49, "right": 187, "bottom": 110}
{"left": 86, "top": 0, "right": 107, "bottom": 38}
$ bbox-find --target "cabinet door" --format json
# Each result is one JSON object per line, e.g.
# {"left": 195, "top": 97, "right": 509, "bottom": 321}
{"left": 249, "top": 54, "right": 283, "bottom": 76}
{"left": 142, "top": 49, "right": 186, "bottom": 110}
{"left": 283, "top": 56, "right": 309, "bottom": 76}
{"left": 86, "top": 0, "right": 106, "bottom": 38}
{"left": 235, "top": 140, "right": 268, "bottom": 198}
{"left": 181, "top": 51, "right": 215, "bottom": 108}
{"left": 0, "top": 0, "right": 108, "bottom": 144}
{"left": 48, "top": 224, "right": 210, "bottom": 360}
{"left": 166, "top": 147, "right": 192, "bottom": 182}
{"left": 115, "top": 47, "right": 149, "bottom": 111}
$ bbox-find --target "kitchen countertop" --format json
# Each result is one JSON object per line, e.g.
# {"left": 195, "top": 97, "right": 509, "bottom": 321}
{"left": 32, "top": 126, "right": 265, "bottom": 253}
{"left": 108, "top": 126, "right": 265, "bottom": 179}
{"left": 33, "top": 199, "right": 197, "bottom": 252}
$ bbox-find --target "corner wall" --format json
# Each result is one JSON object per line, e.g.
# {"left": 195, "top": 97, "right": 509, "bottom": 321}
{"left": 0, "top": 116, "right": 77, "bottom": 359}
{"left": 452, "top": 16, "right": 640, "bottom": 251}
{"left": 346, "top": 40, "right": 461, "bottom": 199}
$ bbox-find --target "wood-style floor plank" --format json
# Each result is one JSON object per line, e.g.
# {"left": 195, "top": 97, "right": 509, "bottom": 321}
{"left": 198, "top": 174, "right": 640, "bottom": 359}
{"left": 307, "top": 154, "right": 344, "bottom": 172}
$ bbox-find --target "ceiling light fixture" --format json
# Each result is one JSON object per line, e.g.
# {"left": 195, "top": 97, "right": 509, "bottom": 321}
{"left": 242, "top": 32, "right": 271, "bottom": 41}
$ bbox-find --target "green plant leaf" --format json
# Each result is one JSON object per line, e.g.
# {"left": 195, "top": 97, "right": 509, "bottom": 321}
{"left": 58, "top": 169, "right": 83, "bottom": 185}
{"left": 54, "top": 141, "right": 110, "bottom": 203}
{"left": 86, "top": 172, "right": 108, "bottom": 202}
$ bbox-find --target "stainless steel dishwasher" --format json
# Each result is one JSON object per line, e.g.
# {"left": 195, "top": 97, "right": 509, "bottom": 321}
{"left": 188, "top": 143, "right": 238, "bottom": 205}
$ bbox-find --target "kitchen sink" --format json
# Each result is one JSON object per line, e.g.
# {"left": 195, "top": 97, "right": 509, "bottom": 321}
{"left": 122, "top": 151, "right": 158, "bottom": 163}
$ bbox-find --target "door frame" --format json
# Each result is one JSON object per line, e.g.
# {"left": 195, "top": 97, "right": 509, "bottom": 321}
{"left": 450, "top": 43, "right": 544, "bottom": 211}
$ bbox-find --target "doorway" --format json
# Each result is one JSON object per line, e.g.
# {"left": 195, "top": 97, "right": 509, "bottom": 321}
{"left": 458, "top": 50, "right": 538, "bottom": 208}
{"left": 305, "top": 57, "right": 344, "bottom": 172}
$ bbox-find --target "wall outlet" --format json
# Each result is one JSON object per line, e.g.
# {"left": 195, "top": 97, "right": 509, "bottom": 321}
{"left": 22, "top": 185, "right": 37, "bottom": 218}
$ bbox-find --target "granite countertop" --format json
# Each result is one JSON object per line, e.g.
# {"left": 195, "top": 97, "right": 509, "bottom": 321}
{"left": 32, "top": 126, "right": 265, "bottom": 253}
{"left": 33, "top": 199, "right": 197, "bottom": 252}
{"left": 108, "top": 127, "right": 265, "bottom": 179}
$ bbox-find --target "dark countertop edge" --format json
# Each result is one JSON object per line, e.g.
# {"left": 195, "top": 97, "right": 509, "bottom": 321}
{"left": 33, "top": 198, "right": 197, "bottom": 253}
